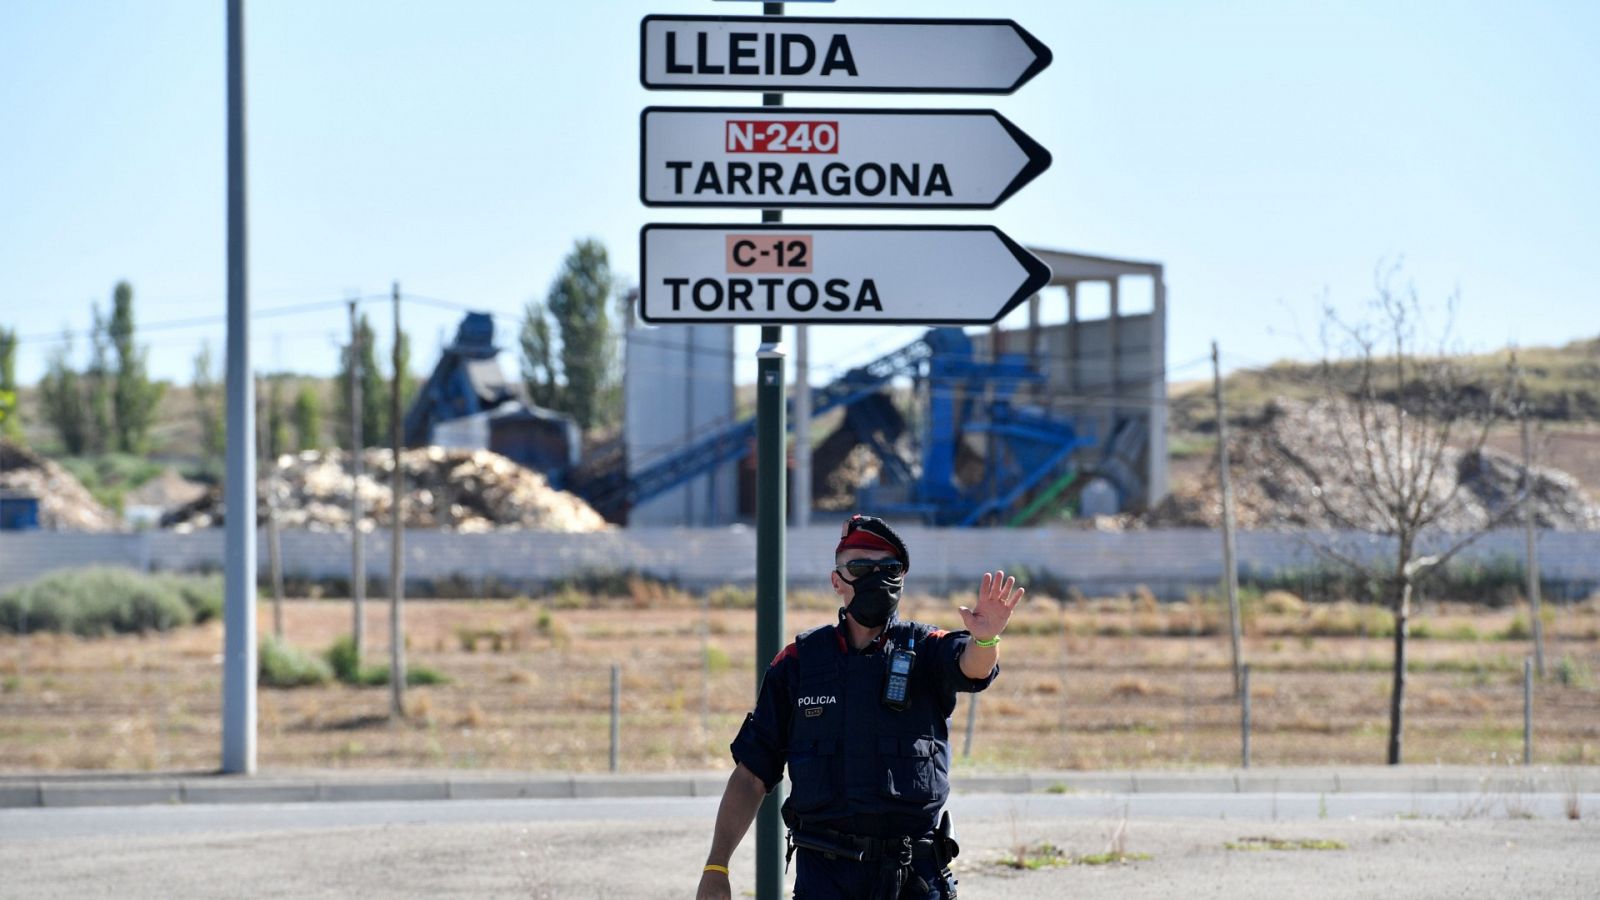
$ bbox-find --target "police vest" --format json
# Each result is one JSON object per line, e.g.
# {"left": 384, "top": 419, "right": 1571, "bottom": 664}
{"left": 783, "top": 620, "right": 955, "bottom": 835}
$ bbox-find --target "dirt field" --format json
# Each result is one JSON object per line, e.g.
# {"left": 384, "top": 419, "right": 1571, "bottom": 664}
{"left": 2, "top": 592, "right": 1597, "bottom": 773}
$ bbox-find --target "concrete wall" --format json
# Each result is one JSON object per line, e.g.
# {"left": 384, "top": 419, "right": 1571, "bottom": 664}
{"left": 2, "top": 528, "right": 1596, "bottom": 598}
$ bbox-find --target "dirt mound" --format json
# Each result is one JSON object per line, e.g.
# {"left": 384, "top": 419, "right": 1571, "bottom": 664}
{"left": 123, "top": 467, "right": 209, "bottom": 511}
{"left": 165, "top": 447, "right": 610, "bottom": 533}
{"left": 1150, "top": 397, "right": 1600, "bottom": 531}
{"left": 0, "top": 440, "right": 118, "bottom": 531}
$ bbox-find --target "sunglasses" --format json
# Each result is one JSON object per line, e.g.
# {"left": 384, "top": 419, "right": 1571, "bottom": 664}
{"left": 835, "top": 559, "right": 905, "bottom": 580}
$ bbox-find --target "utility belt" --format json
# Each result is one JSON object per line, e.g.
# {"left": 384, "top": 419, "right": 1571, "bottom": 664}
{"left": 784, "top": 810, "right": 960, "bottom": 898}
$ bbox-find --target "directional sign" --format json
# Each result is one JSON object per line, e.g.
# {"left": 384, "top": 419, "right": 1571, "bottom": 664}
{"left": 640, "top": 107, "right": 1051, "bottom": 210}
{"left": 640, "top": 16, "right": 1051, "bottom": 94}
{"left": 639, "top": 224, "right": 1051, "bottom": 325}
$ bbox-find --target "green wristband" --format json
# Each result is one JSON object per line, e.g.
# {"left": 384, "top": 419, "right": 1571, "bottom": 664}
{"left": 972, "top": 634, "right": 1000, "bottom": 647}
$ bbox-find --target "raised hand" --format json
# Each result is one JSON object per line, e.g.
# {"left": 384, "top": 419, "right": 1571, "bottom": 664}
{"left": 958, "top": 570, "right": 1024, "bottom": 642}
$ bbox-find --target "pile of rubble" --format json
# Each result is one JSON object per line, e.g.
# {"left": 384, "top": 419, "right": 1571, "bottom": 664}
{"left": 165, "top": 447, "right": 610, "bottom": 533}
{"left": 1150, "top": 397, "right": 1600, "bottom": 531}
{"left": 0, "top": 440, "right": 118, "bottom": 531}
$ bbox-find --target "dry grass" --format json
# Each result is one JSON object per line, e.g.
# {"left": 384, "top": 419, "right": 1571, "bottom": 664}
{"left": 0, "top": 593, "right": 1597, "bottom": 773}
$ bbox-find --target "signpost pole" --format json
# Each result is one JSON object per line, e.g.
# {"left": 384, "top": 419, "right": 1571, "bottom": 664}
{"left": 754, "top": 9, "right": 787, "bottom": 900}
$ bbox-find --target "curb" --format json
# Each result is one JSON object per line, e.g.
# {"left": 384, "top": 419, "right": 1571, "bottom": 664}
{"left": 1, "top": 768, "right": 1595, "bottom": 810}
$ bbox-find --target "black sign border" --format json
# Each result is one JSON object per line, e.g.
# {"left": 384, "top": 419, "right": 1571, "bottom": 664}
{"left": 638, "top": 15, "right": 1052, "bottom": 95}
{"left": 638, "top": 106, "right": 1051, "bottom": 211}
{"left": 638, "top": 223, "right": 1052, "bottom": 326}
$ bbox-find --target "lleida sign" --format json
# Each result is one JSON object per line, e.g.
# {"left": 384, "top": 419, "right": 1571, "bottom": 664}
{"left": 639, "top": 224, "right": 1051, "bottom": 325}
{"left": 640, "top": 107, "right": 1052, "bottom": 210}
{"left": 639, "top": 16, "right": 1052, "bottom": 93}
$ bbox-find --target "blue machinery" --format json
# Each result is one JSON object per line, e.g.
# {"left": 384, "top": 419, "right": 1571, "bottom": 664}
{"left": 404, "top": 313, "right": 582, "bottom": 482}
{"left": 578, "top": 327, "right": 1113, "bottom": 526}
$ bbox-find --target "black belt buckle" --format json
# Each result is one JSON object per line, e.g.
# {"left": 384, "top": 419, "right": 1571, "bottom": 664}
{"left": 894, "top": 835, "right": 914, "bottom": 868}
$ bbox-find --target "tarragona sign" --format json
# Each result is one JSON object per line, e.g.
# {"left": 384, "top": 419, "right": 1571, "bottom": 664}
{"left": 637, "top": 15, "right": 1054, "bottom": 326}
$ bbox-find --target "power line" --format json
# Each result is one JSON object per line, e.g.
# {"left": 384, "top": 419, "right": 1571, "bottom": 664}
{"left": 11, "top": 295, "right": 387, "bottom": 347}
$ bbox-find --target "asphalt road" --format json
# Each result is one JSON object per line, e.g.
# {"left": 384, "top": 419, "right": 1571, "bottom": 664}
{"left": 2, "top": 794, "right": 1596, "bottom": 899}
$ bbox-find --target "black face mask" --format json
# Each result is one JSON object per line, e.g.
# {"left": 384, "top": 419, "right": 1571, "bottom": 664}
{"left": 844, "top": 570, "right": 903, "bottom": 630}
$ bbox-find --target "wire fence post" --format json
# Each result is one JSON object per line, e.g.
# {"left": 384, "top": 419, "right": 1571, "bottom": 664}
{"left": 610, "top": 662, "right": 621, "bottom": 773}
{"left": 963, "top": 693, "right": 978, "bottom": 760}
{"left": 700, "top": 590, "right": 711, "bottom": 737}
{"left": 1240, "top": 663, "right": 1252, "bottom": 769}
{"left": 1523, "top": 656, "right": 1533, "bottom": 767}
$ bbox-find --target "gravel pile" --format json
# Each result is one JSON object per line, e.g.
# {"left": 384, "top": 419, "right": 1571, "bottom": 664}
{"left": 165, "top": 447, "right": 609, "bottom": 533}
{"left": 0, "top": 440, "right": 118, "bottom": 532}
{"left": 1150, "top": 397, "right": 1600, "bottom": 531}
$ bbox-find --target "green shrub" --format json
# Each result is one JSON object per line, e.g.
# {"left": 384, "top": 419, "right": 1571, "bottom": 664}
{"left": 325, "top": 635, "right": 362, "bottom": 683}
{"left": 324, "top": 635, "right": 447, "bottom": 687}
{"left": 156, "top": 573, "right": 224, "bottom": 623}
{"left": 0, "top": 567, "right": 219, "bottom": 636}
{"left": 357, "top": 664, "right": 449, "bottom": 687}
{"left": 259, "top": 635, "right": 332, "bottom": 688}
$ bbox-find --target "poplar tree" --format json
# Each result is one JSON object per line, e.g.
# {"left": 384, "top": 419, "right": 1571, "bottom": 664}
{"left": 266, "top": 376, "right": 289, "bottom": 460}
{"left": 293, "top": 384, "right": 322, "bottom": 452}
{"left": 86, "top": 304, "right": 114, "bottom": 453}
{"left": 39, "top": 334, "right": 88, "bottom": 455}
{"left": 108, "top": 282, "right": 163, "bottom": 453}
{"left": 336, "top": 314, "right": 386, "bottom": 448}
{"left": 192, "top": 342, "right": 225, "bottom": 476}
{"left": 0, "top": 326, "right": 20, "bottom": 442}
{"left": 522, "top": 239, "right": 621, "bottom": 430}
{"left": 519, "top": 301, "right": 559, "bottom": 410}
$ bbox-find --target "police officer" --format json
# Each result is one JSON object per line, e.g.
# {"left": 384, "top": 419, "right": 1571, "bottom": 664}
{"left": 697, "top": 514, "right": 1023, "bottom": 900}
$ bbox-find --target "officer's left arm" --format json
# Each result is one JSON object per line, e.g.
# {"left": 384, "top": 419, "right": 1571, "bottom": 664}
{"left": 957, "top": 570, "right": 1023, "bottom": 680}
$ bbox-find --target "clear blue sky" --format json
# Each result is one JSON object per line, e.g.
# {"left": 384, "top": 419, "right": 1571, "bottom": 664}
{"left": 2, "top": 0, "right": 1596, "bottom": 388}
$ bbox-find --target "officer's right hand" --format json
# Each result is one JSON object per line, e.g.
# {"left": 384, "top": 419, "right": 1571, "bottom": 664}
{"left": 696, "top": 869, "right": 731, "bottom": 900}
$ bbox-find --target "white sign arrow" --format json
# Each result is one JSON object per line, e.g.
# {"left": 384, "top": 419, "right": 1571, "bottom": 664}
{"left": 640, "top": 107, "right": 1052, "bottom": 210}
{"left": 639, "top": 224, "right": 1052, "bottom": 325}
{"left": 640, "top": 16, "right": 1051, "bottom": 94}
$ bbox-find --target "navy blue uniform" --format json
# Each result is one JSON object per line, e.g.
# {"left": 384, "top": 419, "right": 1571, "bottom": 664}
{"left": 731, "top": 617, "right": 998, "bottom": 898}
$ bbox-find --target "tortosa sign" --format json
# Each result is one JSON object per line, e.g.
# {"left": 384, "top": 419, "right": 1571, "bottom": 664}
{"left": 639, "top": 224, "right": 1051, "bottom": 325}
{"left": 640, "top": 15, "right": 1052, "bottom": 93}
{"left": 640, "top": 107, "right": 1052, "bottom": 209}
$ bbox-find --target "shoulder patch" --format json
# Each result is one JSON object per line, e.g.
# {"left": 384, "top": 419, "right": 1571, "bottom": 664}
{"left": 770, "top": 643, "right": 798, "bottom": 667}
{"left": 927, "top": 628, "right": 950, "bottom": 639}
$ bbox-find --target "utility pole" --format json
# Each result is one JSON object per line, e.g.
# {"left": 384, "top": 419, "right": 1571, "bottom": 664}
{"left": 1213, "top": 341, "right": 1244, "bottom": 695}
{"left": 1519, "top": 364, "right": 1545, "bottom": 678}
{"left": 755, "top": 6, "right": 787, "bottom": 898}
{"left": 389, "top": 281, "right": 407, "bottom": 718}
{"left": 347, "top": 299, "right": 366, "bottom": 666}
{"left": 221, "top": 0, "right": 256, "bottom": 775}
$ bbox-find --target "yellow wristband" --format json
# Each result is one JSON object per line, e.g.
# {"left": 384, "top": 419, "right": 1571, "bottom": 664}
{"left": 973, "top": 634, "right": 1000, "bottom": 647}
{"left": 703, "top": 864, "right": 729, "bottom": 876}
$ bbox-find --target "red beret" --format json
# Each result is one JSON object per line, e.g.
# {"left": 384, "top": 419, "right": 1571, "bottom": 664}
{"left": 835, "top": 514, "right": 909, "bottom": 567}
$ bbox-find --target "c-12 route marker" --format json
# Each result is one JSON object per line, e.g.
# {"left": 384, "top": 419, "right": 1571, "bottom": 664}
{"left": 640, "top": 16, "right": 1052, "bottom": 94}
{"left": 640, "top": 107, "right": 1052, "bottom": 210}
{"left": 639, "top": 224, "right": 1051, "bottom": 325}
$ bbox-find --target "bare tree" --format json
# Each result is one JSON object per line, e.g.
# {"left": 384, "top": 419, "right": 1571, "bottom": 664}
{"left": 1298, "top": 265, "right": 1514, "bottom": 764}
